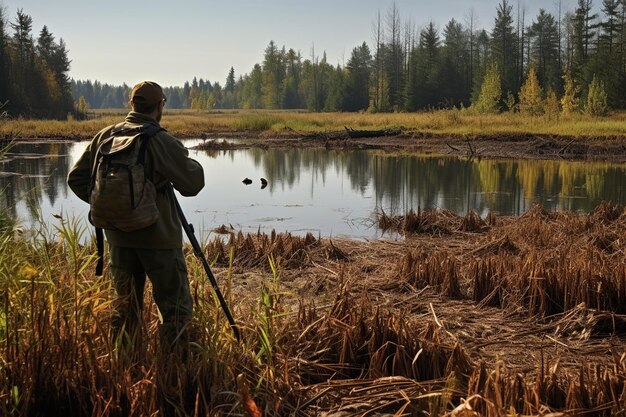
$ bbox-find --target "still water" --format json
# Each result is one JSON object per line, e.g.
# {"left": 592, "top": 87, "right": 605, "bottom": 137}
{"left": 2, "top": 139, "right": 626, "bottom": 239}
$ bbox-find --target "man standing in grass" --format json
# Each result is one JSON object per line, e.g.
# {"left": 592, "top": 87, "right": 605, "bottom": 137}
{"left": 67, "top": 81, "right": 205, "bottom": 354}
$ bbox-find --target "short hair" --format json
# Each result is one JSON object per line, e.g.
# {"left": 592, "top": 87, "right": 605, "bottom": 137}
{"left": 132, "top": 101, "right": 159, "bottom": 114}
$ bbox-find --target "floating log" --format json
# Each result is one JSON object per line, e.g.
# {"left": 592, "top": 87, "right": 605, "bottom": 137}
{"left": 345, "top": 126, "right": 401, "bottom": 138}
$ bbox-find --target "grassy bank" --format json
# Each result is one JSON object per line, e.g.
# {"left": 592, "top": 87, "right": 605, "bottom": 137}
{"left": 1, "top": 109, "right": 625, "bottom": 140}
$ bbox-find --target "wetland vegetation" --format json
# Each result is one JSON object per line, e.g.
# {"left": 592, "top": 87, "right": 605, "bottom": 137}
{"left": 2, "top": 0, "right": 626, "bottom": 414}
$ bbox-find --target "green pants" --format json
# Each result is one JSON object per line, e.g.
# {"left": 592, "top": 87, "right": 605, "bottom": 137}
{"left": 109, "top": 246, "right": 192, "bottom": 350}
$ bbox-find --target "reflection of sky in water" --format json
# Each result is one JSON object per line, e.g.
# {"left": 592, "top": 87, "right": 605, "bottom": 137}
{"left": 182, "top": 144, "right": 377, "bottom": 238}
{"left": 2, "top": 139, "right": 626, "bottom": 239}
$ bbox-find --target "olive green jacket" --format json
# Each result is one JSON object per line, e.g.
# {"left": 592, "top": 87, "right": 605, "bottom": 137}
{"left": 67, "top": 112, "right": 204, "bottom": 249}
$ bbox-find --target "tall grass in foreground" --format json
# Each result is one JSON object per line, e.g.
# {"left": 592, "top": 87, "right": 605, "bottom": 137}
{"left": 1, "top": 209, "right": 626, "bottom": 415}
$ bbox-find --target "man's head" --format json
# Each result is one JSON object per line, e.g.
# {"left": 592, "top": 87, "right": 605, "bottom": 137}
{"left": 129, "top": 81, "right": 166, "bottom": 122}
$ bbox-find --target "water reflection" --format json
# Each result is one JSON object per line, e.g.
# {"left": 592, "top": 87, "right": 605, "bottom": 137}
{"left": 1, "top": 141, "right": 626, "bottom": 238}
{"left": 0, "top": 142, "right": 73, "bottom": 223}
{"left": 243, "top": 147, "right": 626, "bottom": 216}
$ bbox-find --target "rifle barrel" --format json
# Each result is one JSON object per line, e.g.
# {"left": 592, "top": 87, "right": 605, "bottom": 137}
{"left": 170, "top": 186, "right": 240, "bottom": 341}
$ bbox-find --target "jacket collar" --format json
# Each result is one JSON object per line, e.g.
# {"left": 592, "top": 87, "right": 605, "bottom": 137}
{"left": 125, "top": 111, "right": 160, "bottom": 127}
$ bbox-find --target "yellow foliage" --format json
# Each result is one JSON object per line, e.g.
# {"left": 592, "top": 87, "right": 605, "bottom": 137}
{"left": 519, "top": 65, "right": 543, "bottom": 116}
{"left": 19, "top": 264, "right": 39, "bottom": 280}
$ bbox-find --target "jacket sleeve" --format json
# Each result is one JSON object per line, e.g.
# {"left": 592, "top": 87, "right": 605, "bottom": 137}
{"left": 149, "top": 133, "right": 205, "bottom": 196}
{"left": 67, "top": 140, "right": 97, "bottom": 203}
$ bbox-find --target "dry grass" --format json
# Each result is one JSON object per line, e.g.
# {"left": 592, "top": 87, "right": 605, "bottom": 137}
{"left": 2, "top": 205, "right": 626, "bottom": 415}
{"left": 1, "top": 109, "right": 625, "bottom": 140}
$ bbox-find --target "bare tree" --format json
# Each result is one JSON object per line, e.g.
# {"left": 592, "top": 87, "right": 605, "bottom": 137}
{"left": 555, "top": 0, "right": 563, "bottom": 72}
{"left": 465, "top": 8, "right": 477, "bottom": 96}
{"left": 371, "top": 10, "right": 383, "bottom": 111}
{"left": 386, "top": 2, "right": 403, "bottom": 109}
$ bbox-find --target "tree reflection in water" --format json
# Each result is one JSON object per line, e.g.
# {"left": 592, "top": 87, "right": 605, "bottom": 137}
{"left": 2, "top": 141, "right": 626, "bottom": 236}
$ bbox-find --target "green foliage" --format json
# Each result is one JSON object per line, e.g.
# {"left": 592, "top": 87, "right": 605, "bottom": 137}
{"left": 65, "top": 0, "right": 626, "bottom": 114}
{"left": 491, "top": 0, "right": 520, "bottom": 96}
{"left": 1, "top": 9, "right": 73, "bottom": 118}
{"left": 344, "top": 43, "right": 372, "bottom": 111}
{"left": 585, "top": 74, "right": 609, "bottom": 116}
{"left": 255, "top": 255, "right": 283, "bottom": 366}
{"left": 261, "top": 41, "right": 285, "bottom": 110}
{"left": 528, "top": 9, "right": 561, "bottom": 91}
{"left": 472, "top": 62, "right": 502, "bottom": 114}
{"left": 519, "top": 65, "right": 544, "bottom": 116}
{"left": 234, "top": 113, "right": 284, "bottom": 131}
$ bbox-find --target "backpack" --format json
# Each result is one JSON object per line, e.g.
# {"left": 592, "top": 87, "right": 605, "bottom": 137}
{"left": 89, "top": 122, "right": 164, "bottom": 274}
{"left": 89, "top": 122, "right": 163, "bottom": 231}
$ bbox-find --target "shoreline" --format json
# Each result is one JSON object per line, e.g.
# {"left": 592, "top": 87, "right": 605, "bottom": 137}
{"left": 7, "top": 130, "right": 626, "bottom": 163}
{"left": 190, "top": 130, "right": 626, "bottom": 162}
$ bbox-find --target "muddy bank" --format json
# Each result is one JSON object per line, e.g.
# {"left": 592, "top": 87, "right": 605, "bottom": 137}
{"left": 192, "top": 130, "right": 626, "bottom": 162}
{"left": 5, "top": 127, "right": 626, "bottom": 162}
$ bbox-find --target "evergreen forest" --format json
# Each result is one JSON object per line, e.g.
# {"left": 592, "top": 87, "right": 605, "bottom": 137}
{"left": 2, "top": 1, "right": 626, "bottom": 118}
{"left": 0, "top": 8, "right": 73, "bottom": 119}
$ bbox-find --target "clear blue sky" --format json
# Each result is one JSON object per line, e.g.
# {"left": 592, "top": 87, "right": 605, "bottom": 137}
{"left": 1, "top": 0, "right": 584, "bottom": 87}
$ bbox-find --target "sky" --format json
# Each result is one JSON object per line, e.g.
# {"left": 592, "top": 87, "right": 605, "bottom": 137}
{"left": 1, "top": 0, "right": 586, "bottom": 88}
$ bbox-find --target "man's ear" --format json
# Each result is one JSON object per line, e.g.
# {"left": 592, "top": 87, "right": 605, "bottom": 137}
{"left": 129, "top": 100, "right": 134, "bottom": 110}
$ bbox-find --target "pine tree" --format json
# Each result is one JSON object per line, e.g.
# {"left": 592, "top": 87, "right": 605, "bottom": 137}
{"left": 472, "top": 61, "right": 501, "bottom": 113}
{"left": 528, "top": 9, "right": 561, "bottom": 91}
{"left": 519, "top": 65, "right": 544, "bottom": 115}
{"left": 544, "top": 88, "right": 561, "bottom": 120}
{"left": 282, "top": 49, "right": 303, "bottom": 109}
{"left": 570, "top": 0, "right": 599, "bottom": 88}
{"left": 385, "top": 3, "right": 404, "bottom": 110}
{"left": 405, "top": 22, "right": 441, "bottom": 110}
{"left": 491, "top": 0, "right": 520, "bottom": 98}
{"left": 561, "top": 66, "right": 580, "bottom": 114}
{"left": 344, "top": 42, "right": 372, "bottom": 111}
{"left": 324, "top": 65, "right": 344, "bottom": 111}
{"left": 223, "top": 67, "right": 236, "bottom": 109}
{"left": 9, "top": 9, "right": 36, "bottom": 115}
{"left": 261, "top": 41, "right": 286, "bottom": 109}
{"left": 0, "top": 8, "right": 10, "bottom": 104}
{"left": 225, "top": 67, "right": 235, "bottom": 93}
{"left": 441, "top": 18, "right": 471, "bottom": 107}
{"left": 585, "top": 73, "right": 609, "bottom": 115}
{"left": 242, "top": 64, "right": 263, "bottom": 109}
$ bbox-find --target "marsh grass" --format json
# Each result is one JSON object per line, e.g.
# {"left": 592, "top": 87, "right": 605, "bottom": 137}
{"left": 1, "top": 208, "right": 626, "bottom": 415}
{"left": 381, "top": 202, "right": 626, "bottom": 320}
{"left": 1, "top": 109, "right": 625, "bottom": 139}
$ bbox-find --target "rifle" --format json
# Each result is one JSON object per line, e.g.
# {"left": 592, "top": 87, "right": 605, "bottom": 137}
{"left": 170, "top": 185, "right": 240, "bottom": 341}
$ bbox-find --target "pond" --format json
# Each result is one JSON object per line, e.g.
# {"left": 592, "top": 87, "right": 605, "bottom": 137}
{"left": 2, "top": 139, "right": 626, "bottom": 239}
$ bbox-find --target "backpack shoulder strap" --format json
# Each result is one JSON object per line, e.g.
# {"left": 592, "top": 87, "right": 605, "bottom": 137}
{"left": 136, "top": 124, "right": 165, "bottom": 164}
{"left": 141, "top": 124, "right": 165, "bottom": 137}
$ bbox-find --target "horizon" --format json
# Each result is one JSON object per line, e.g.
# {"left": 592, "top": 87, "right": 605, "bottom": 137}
{"left": 1, "top": 0, "right": 593, "bottom": 87}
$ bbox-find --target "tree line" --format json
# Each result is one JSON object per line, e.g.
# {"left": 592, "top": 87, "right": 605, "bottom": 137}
{"left": 6, "top": 1, "right": 626, "bottom": 118}
{"left": 0, "top": 8, "right": 73, "bottom": 119}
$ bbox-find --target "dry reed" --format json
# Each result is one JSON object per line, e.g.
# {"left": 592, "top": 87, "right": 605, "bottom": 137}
{"left": 3, "top": 203, "right": 626, "bottom": 415}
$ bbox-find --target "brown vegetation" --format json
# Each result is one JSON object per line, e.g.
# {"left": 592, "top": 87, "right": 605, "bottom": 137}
{"left": 3, "top": 202, "right": 626, "bottom": 415}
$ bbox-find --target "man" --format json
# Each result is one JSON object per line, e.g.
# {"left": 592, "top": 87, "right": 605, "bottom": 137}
{"left": 67, "top": 81, "right": 205, "bottom": 353}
